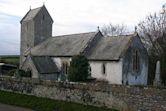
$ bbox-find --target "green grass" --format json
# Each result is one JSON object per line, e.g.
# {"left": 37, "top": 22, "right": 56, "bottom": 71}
{"left": 0, "top": 90, "right": 117, "bottom": 111}
{"left": 0, "top": 55, "right": 19, "bottom": 65}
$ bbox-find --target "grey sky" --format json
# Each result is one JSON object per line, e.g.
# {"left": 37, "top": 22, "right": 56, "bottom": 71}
{"left": 0, "top": 0, "right": 165, "bottom": 55}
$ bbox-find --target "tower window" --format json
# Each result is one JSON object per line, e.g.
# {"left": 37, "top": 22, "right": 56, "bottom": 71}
{"left": 41, "top": 15, "right": 45, "bottom": 24}
{"left": 42, "top": 15, "right": 45, "bottom": 20}
{"left": 133, "top": 50, "right": 139, "bottom": 71}
{"left": 102, "top": 63, "right": 106, "bottom": 75}
{"left": 27, "top": 44, "right": 29, "bottom": 48}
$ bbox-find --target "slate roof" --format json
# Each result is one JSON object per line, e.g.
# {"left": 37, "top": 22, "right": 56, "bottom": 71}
{"left": 87, "top": 34, "right": 135, "bottom": 60}
{"left": 21, "top": 7, "right": 42, "bottom": 22}
{"left": 29, "top": 32, "right": 136, "bottom": 61}
{"left": 31, "top": 56, "right": 59, "bottom": 74}
{"left": 30, "top": 32, "right": 98, "bottom": 56}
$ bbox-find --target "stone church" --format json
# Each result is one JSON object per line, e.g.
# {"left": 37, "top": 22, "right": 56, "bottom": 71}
{"left": 20, "top": 5, "right": 148, "bottom": 85}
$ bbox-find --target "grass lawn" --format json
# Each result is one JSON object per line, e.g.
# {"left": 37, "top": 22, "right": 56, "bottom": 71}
{"left": 0, "top": 55, "right": 19, "bottom": 65}
{"left": 0, "top": 90, "right": 117, "bottom": 111}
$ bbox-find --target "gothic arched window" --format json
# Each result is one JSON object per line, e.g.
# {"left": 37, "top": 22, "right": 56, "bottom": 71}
{"left": 133, "top": 50, "right": 139, "bottom": 71}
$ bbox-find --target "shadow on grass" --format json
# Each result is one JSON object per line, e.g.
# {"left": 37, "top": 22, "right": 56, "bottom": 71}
{"left": 0, "top": 90, "right": 118, "bottom": 111}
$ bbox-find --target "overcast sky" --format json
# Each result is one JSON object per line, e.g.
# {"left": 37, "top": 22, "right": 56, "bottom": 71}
{"left": 0, "top": 0, "right": 165, "bottom": 55}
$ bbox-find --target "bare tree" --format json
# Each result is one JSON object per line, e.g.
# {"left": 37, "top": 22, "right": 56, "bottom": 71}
{"left": 101, "top": 23, "right": 128, "bottom": 36}
{"left": 138, "top": 4, "right": 166, "bottom": 85}
{"left": 137, "top": 5, "right": 166, "bottom": 56}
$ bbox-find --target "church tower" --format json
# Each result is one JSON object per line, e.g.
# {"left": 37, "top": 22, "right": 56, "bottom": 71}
{"left": 20, "top": 5, "right": 53, "bottom": 67}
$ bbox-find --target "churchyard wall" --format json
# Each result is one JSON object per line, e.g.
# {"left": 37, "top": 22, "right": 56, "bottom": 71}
{"left": 0, "top": 77, "right": 165, "bottom": 111}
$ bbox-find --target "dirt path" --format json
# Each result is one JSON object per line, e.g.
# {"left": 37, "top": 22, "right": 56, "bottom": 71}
{"left": 0, "top": 103, "right": 33, "bottom": 111}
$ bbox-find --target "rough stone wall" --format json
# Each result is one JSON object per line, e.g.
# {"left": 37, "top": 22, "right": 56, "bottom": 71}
{"left": 34, "top": 6, "right": 53, "bottom": 46}
{"left": 20, "top": 20, "right": 34, "bottom": 67}
{"left": 0, "top": 77, "right": 165, "bottom": 111}
{"left": 20, "top": 6, "right": 53, "bottom": 68}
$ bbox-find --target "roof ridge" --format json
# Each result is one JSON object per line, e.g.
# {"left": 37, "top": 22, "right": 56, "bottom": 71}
{"left": 30, "top": 6, "right": 43, "bottom": 11}
{"left": 52, "top": 32, "right": 97, "bottom": 38}
{"left": 105, "top": 33, "right": 136, "bottom": 38}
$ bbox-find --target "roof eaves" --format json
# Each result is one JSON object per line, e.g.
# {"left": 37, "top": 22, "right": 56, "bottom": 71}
{"left": 80, "top": 35, "right": 95, "bottom": 54}
{"left": 88, "top": 58, "right": 120, "bottom": 61}
{"left": 20, "top": 6, "right": 42, "bottom": 23}
{"left": 119, "top": 34, "right": 136, "bottom": 58}
{"left": 31, "top": 7, "right": 43, "bottom": 22}
{"left": 32, "top": 5, "right": 53, "bottom": 23}
{"left": 20, "top": 9, "right": 31, "bottom": 23}
{"left": 81, "top": 31, "right": 102, "bottom": 55}
{"left": 42, "top": 5, "right": 54, "bottom": 23}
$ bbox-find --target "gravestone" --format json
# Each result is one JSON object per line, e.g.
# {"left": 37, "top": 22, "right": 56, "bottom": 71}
{"left": 153, "top": 60, "right": 161, "bottom": 86}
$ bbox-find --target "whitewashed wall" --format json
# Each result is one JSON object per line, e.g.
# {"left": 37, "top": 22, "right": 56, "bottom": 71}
{"left": 52, "top": 57, "right": 71, "bottom": 70}
{"left": 89, "top": 60, "right": 123, "bottom": 84}
{"left": 89, "top": 61, "right": 106, "bottom": 80}
{"left": 52, "top": 57, "right": 123, "bottom": 84}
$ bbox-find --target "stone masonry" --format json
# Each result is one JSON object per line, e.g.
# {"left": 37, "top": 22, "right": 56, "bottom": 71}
{"left": 0, "top": 77, "right": 165, "bottom": 111}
